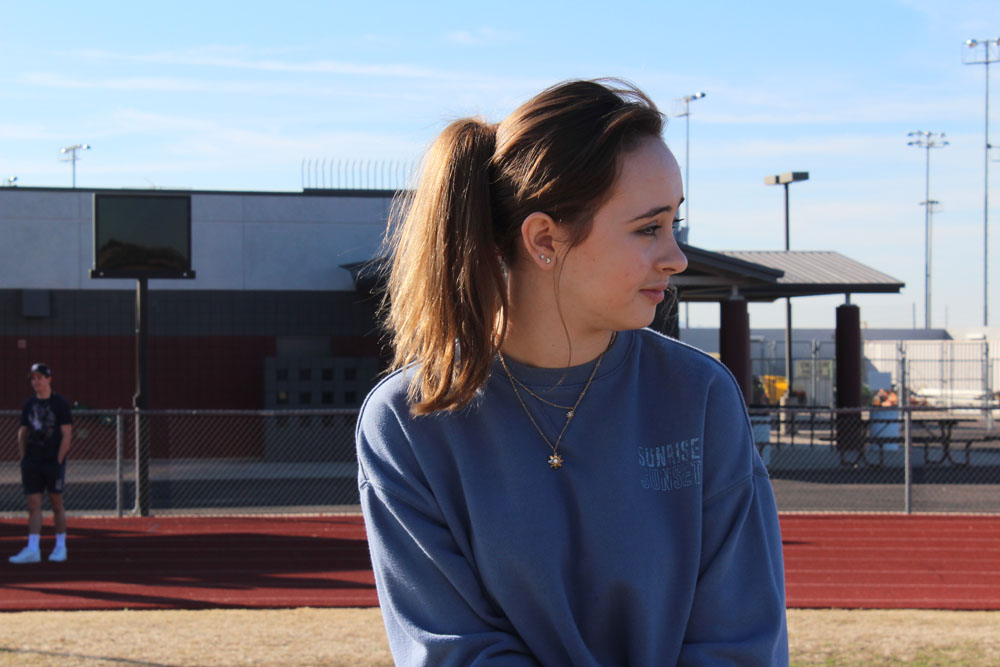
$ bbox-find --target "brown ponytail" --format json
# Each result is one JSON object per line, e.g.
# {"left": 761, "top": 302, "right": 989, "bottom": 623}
{"left": 384, "top": 119, "right": 506, "bottom": 414}
{"left": 383, "top": 79, "right": 664, "bottom": 414}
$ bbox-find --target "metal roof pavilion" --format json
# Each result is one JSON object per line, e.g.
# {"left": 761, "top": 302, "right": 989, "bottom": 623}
{"left": 347, "top": 247, "right": 904, "bottom": 305}
{"left": 672, "top": 248, "right": 904, "bottom": 302}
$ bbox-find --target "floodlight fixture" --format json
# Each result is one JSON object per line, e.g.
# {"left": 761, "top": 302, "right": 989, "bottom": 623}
{"left": 60, "top": 143, "right": 91, "bottom": 188}
{"left": 763, "top": 171, "right": 810, "bottom": 187}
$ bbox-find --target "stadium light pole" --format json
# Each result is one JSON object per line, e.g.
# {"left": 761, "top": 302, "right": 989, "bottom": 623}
{"left": 765, "top": 171, "right": 809, "bottom": 400}
{"left": 920, "top": 199, "right": 940, "bottom": 325}
{"left": 963, "top": 38, "right": 999, "bottom": 326}
{"left": 907, "top": 131, "right": 948, "bottom": 329}
{"left": 674, "top": 92, "right": 705, "bottom": 331}
{"left": 674, "top": 92, "right": 706, "bottom": 245}
{"left": 60, "top": 143, "right": 90, "bottom": 188}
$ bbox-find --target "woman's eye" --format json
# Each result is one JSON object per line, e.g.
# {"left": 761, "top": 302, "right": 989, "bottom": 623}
{"left": 640, "top": 224, "right": 663, "bottom": 236}
{"left": 671, "top": 218, "right": 684, "bottom": 233}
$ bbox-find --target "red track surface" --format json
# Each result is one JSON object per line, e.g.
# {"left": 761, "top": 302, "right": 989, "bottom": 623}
{"left": 2, "top": 514, "right": 998, "bottom": 612}
{"left": 0, "top": 516, "right": 376, "bottom": 611}
{"left": 782, "top": 514, "right": 1000, "bottom": 610}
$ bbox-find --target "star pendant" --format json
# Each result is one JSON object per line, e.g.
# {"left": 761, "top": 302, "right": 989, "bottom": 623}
{"left": 548, "top": 453, "right": 564, "bottom": 469}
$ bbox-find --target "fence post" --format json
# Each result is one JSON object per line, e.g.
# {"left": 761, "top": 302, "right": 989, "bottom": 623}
{"left": 985, "top": 341, "right": 993, "bottom": 431}
{"left": 811, "top": 340, "right": 819, "bottom": 406}
{"left": 900, "top": 342, "right": 911, "bottom": 514}
{"left": 134, "top": 409, "right": 142, "bottom": 515}
{"left": 115, "top": 410, "right": 123, "bottom": 518}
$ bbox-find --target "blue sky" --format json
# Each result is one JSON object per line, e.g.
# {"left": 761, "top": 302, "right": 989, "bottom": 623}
{"left": 1, "top": 0, "right": 998, "bottom": 329}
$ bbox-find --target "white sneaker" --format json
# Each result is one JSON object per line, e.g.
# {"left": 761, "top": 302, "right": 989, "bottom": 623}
{"left": 9, "top": 547, "right": 41, "bottom": 564}
{"left": 48, "top": 545, "right": 67, "bottom": 562}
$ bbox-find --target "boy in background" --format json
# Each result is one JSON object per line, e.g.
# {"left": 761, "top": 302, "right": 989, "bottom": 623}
{"left": 10, "top": 362, "right": 73, "bottom": 564}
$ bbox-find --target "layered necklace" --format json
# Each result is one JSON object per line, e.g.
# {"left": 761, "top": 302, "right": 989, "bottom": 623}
{"left": 498, "top": 332, "right": 616, "bottom": 469}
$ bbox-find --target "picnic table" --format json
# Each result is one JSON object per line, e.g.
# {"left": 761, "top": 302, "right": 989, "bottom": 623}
{"left": 841, "top": 414, "right": 988, "bottom": 467}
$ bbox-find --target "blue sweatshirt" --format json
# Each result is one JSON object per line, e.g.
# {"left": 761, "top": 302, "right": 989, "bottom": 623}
{"left": 357, "top": 328, "right": 788, "bottom": 666}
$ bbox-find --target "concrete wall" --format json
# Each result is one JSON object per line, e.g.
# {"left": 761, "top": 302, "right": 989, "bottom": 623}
{"left": 0, "top": 188, "right": 392, "bottom": 292}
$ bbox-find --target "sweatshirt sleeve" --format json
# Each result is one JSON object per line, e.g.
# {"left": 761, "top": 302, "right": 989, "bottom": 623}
{"left": 357, "top": 388, "right": 540, "bottom": 667}
{"left": 678, "top": 371, "right": 789, "bottom": 666}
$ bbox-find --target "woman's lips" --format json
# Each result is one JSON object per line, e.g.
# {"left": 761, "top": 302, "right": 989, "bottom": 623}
{"left": 640, "top": 288, "right": 666, "bottom": 304}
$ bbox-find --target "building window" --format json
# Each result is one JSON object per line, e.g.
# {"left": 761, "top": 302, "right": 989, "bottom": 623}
{"left": 344, "top": 391, "right": 357, "bottom": 405}
{"left": 276, "top": 391, "right": 288, "bottom": 405}
{"left": 299, "top": 368, "right": 312, "bottom": 381}
{"left": 322, "top": 368, "right": 334, "bottom": 382}
{"left": 276, "top": 369, "right": 288, "bottom": 382}
{"left": 299, "top": 392, "right": 311, "bottom": 405}
{"left": 344, "top": 367, "right": 357, "bottom": 381}
{"left": 321, "top": 391, "right": 334, "bottom": 405}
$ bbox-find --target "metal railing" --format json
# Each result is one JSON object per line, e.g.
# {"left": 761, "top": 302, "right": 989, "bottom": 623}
{"left": 4, "top": 406, "right": 998, "bottom": 516}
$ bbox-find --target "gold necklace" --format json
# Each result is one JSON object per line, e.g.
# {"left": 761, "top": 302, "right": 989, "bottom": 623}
{"left": 506, "top": 374, "right": 575, "bottom": 411}
{"left": 498, "top": 332, "right": 616, "bottom": 469}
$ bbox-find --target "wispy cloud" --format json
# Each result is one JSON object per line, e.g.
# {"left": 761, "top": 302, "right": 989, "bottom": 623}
{"left": 699, "top": 96, "right": 983, "bottom": 126}
{"left": 896, "top": 0, "right": 1000, "bottom": 29}
{"left": 17, "top": 71, "right": 468, "bottom": 102}
{"left": 66, "top": 47, "right": 449, "bottom": 79}
{"left": 446, "top": 27, "right": 518, "bottom": 46}
{"left": 0, "top": 122, "right": 66, "bottom": 141}
{"left": 109, "top": 109, "right": 217, "bottom": 134}
{"left": 706, "top": 135, "right": 905, "bottom": 160}
{"left": 20, "top": 72, "right": 209, "bottom": 93}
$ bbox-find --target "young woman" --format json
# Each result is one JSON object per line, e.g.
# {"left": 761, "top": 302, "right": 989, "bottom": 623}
{"left": 357, "top": 79, "right": 788, "bottom": 666}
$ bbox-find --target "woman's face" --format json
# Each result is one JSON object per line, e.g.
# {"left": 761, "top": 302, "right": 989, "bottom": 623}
{"left": 554, "top": 136, "right": 688, "bottom": 336}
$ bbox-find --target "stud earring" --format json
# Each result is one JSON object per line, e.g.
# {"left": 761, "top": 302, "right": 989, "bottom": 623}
{"left": 539, "top": 254, "right": 551, "bottom": 264}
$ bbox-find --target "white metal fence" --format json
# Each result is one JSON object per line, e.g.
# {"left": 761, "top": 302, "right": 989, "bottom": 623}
{"left": 748, "top": 338, "right": 1000, "bottom": 411}
{"left": 864, "top": 340, "right": 996, "bottom": 412}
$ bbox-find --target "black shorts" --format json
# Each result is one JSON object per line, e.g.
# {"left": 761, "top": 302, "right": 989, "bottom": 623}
{"left": 21, "top": 457, "right": 66, "bottom": 495}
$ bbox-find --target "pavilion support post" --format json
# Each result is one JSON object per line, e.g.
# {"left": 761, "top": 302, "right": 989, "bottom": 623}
{"left": 835, "top": 302, "right": 863, "bottom": 453}
{"left": 720, "top": 296, "right": 752, "bottom": 403}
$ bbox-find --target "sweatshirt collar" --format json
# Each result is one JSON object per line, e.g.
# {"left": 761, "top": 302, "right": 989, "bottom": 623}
{"left": 493, "top": 329, "right": 633, "bottom": 389}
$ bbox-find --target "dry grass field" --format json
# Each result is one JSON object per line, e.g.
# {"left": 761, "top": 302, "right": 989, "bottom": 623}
{"left": 0, "top": 608, "right": 998, "bottom": 666}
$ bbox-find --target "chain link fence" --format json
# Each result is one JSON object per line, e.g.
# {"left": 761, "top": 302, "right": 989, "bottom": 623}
{"left": 3, "top": 405, "right": 998, "bottom": 516}
{"left": 1, "top": 409, "right": 359, "bottom": 516}
{"left": 752, "top": 405, "right": 1000, "bottom": 513}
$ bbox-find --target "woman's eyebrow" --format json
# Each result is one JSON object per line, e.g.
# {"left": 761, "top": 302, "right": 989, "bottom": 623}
{"left": 626, "top": 203, "right": 675, "bottom": 223}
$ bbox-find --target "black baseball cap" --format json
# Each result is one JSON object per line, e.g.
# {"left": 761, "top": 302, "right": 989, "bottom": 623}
{"left": 28, "top": 363, "right": 52, "bottom": 378}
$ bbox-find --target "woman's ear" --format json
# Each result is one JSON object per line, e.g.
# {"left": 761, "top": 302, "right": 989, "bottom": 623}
{"left": 520, "top": 211, "right": 559, "bottom": 269}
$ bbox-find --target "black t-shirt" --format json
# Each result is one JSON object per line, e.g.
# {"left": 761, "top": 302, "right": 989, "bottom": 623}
{"left": 20, "top": 393, "right": 73, "bottom": 461}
